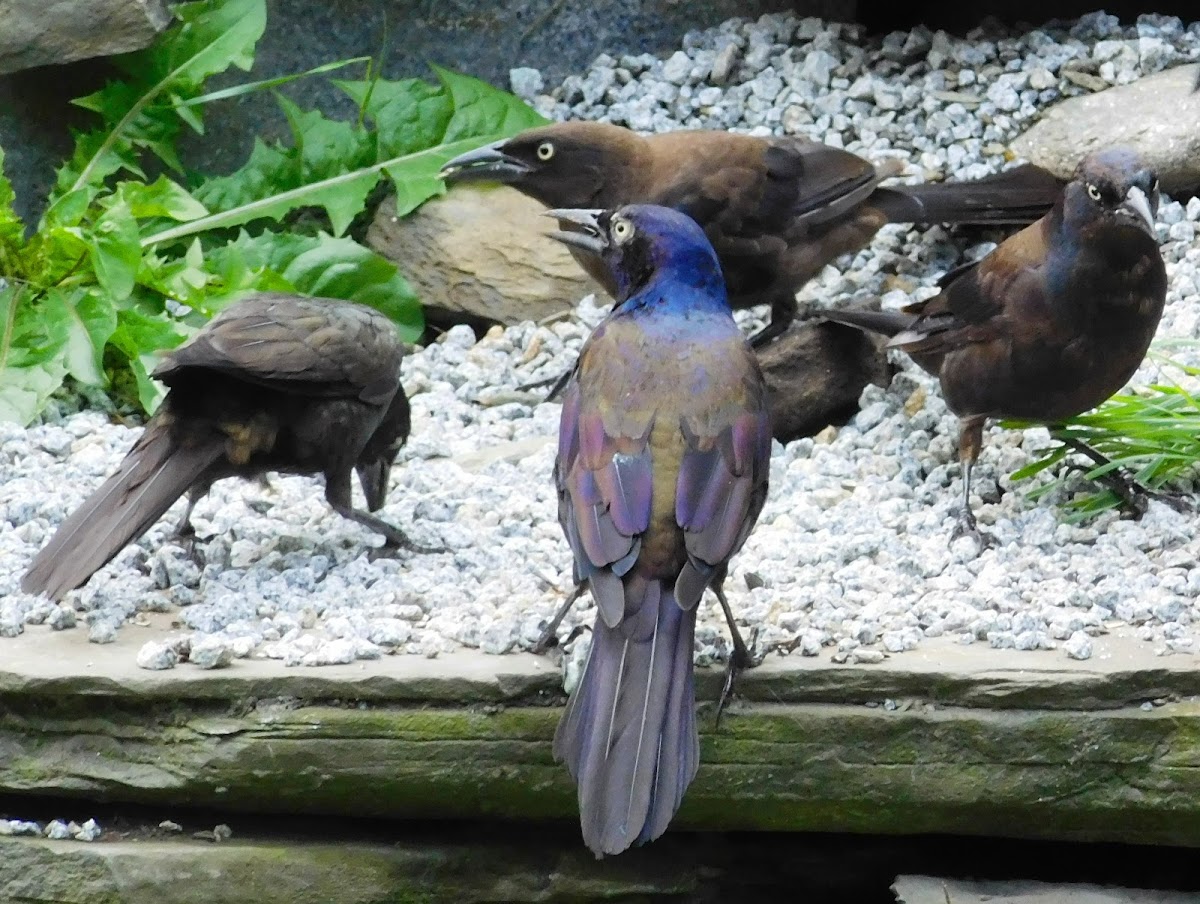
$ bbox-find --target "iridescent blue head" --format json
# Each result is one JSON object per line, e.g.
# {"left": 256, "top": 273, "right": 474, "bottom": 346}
{"left": 545, "top": 204, "right": 726, "bottom": 305}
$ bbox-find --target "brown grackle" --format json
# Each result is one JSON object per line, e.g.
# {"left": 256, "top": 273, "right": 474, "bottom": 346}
{"left": 821, "top": 147, "right": 1167, "bottom": 547}
{"left": 23, "top": 293, "right": 436, "bottom": 600}
{"left": 440, "top": 120, "right": 1064, "bottom": 348}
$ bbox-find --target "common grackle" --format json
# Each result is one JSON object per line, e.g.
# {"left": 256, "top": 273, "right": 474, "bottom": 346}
{"left": 822, "top": 147, "right": 1167, "bottom": 546}
{"left": 440, "top": 121, "right": 1064, "bottom": 348}
{"left": 23, "top": 293, "right": 434, "bottom": 600}
{"left": 545, "top": 204, "right": 772, "bottom": 856}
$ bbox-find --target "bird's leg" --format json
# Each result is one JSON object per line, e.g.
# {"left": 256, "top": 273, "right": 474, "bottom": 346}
{"left": 1060, "top": 436, "right": 1190, "bottom": 516}
{"left": 713, "top": 579, "right": 756, "bottom": 729}
{"left": 747, "top": 292, "right": 798, "bottom": 349}
{"left": 532, "top": 583, "right": 587, "bottom": 654}
{"left": 949, "top": 416, "right": 995, "bottom": 550}
{"left": 325, "top": 473, "right": 444, "bottom": 556}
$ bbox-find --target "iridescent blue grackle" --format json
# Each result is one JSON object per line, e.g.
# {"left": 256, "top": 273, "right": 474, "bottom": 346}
{"left": 543, "top": 204, "right": 772, "bottom": 856}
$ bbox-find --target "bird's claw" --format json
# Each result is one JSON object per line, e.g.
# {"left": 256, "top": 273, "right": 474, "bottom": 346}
{"left": 715, "top": 626, "right": 759, "bottom": 730}
{"left": 949, "top": 514, "right": 995, "bottom": 552}
{"left": 369, "top": 535, "right": 445, "bottom": 561}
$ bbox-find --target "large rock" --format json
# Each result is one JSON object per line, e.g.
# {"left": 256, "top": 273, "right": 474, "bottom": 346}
{"left": 0, "top": 0, "right": 170, "bottom": 75}
{"left": 1012, "top": 64, "right": 1200, "bottom": 195}
{"left": 367, "top": 185, "right": 596, "bottom": 330}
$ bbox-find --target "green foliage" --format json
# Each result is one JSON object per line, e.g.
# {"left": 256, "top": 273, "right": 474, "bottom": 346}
{"left": 0, "top": 0, "right": 547, "bottom": 424}
{"left": 1007, "top": 354, "right": 1200, "bottom": 521}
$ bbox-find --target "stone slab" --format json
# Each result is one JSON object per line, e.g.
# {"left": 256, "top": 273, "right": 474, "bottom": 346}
{"left": 3, "top": 622, "right": 1200, "bottom": 847}
{"left": 893, "top": 875, "right": 1200, "bottom": 904}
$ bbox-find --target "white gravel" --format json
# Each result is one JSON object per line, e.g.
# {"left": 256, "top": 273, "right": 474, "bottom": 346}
{"left": 3, "top": 11, "right": 1200, "bottom": 670}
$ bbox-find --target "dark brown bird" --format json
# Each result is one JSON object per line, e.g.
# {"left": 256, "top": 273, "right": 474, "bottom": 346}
{"left": 821, "top": 147, "right": 1167, "bottom": 545}
{"left": 23, "top": 293, "right": 433, "bottom": 600}
{"left": 440, "top": 121, "right": 1064, "bottom": 347}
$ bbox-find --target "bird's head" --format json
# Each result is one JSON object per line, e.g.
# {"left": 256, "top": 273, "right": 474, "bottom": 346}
{"left": 355, "top": 387, "right": 411, "bottom": 512}
{"left": 543, "top": 204, "right": 725, "bottom": 304}
{"left": 438, "top": 122, "right": 641, "bottom": 208}
{"left": 1063, "top": 147, "right": 1160, "bottom": 241}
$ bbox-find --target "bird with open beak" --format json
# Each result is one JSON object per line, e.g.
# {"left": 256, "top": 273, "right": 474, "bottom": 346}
{"left": 542, "top": 203, "right": 771, "bottom": 856}
{"left": 821, "top": 147, "right": 1168, "bottom": 547}
{"left": 440, "top": 121, "right": 1064, "bottom": 348}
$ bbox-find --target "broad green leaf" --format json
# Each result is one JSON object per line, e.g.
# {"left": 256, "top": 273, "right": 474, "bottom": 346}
{"left": 116, "top": 176, "right": 209, "bottom": 221}
{"left": 336, "top": 77, "right": 453, "bottom": 158}
{"left": 62, "top": 289, "right": 119, "bottom": 386}
{"left": 53, "top": 0, "right": 266, "bottom": 202}
{"left": 183, "top": 98, "right": 376, "bottom": 239}
{"left": 109, "top": 307, "right": 189, "bottom": 411}
{"left": 203, "top": 230, "right": 423, "bottom": 339}
{"left": 434, "top": 64, "right": 549, "bottom": 142}
{"left": 0, "top": 285, "right": 71, "bottom": 424}
{"left": 84, "top": 198, "right": 141, "bottom": 301}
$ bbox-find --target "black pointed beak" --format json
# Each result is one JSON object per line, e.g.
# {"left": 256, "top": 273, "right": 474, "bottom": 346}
{"left": 1118, "top": 184, "right": 1157, "bottom": 237}
{"left": 544, "top": 208, "right": 607, "bottom": 257}
{"left": 439, "top": 140, "right": 531, "bottom": 184}
{"left": 356, "top": 458, "right": 392, "bottom": 512}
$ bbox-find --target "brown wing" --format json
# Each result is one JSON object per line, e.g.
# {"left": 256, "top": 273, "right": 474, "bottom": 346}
{"left": 155, "top": 293, "right": 405, "bottom": 405}
{"left": 893, "top": 218, "right": 1059, "bottom": 357}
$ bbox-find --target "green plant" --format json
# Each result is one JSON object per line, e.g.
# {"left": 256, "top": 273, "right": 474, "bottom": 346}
{"left": 0, "top": 0, "right": 547, "bottom": 423}
{"left": 1008, "top": 352, "right": 1200, "bottom": 521}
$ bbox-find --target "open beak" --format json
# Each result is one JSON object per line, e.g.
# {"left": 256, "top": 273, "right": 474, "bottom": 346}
{"left": 544, "top": 208, "right": 607, "bottom": 257}
{"left": 1119, "top": 184, "right": 1157, "bottom": 237}
{"left": 439, "top": 140, "right": 531, "bottom": 183}
{"left": 356, "top": 458, "right": 392, "bottom": 512}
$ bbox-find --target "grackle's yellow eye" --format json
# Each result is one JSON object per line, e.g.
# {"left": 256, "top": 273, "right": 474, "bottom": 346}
{"left": 1087, "top": 183, "right": 1102, "bottom": 202}
{"left": 536, "top": 141, "right": 555, "bottom": 161}
{"left": 612, "top": 218, "right": 634, "bottom": 243}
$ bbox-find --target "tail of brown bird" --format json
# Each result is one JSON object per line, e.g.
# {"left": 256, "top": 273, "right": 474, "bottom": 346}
{"left": 869, "top": 163, "right": 1063, "bottom": 226}
{"left": 554, "top": 579, "right": 699, "bottom": 857}
{"left": 21, "top": 419, "right": 223, "bottom": 600}
{"left": 820, "top": 307, "right": 914, "bottom": 338}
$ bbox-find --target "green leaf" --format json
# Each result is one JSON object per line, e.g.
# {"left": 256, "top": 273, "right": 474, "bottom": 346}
{"left": 434, "top": 64, "right": 549, "bottom": 141}
{"left": 0, "top": 147, "right": 26, "bottom": 266}
{"left": 0, "top": 285, "right": 71, "bottom": 424}
{"left": 203, "top": 230, "right": 423, "bottom": 339}
{"left": 83, "top": 198, "right": 141, "bottom": 301}
{"left": 51, "top": 0, "right": 267, "bottom": 205}
{"left": 108, "top": 307, "right": 189, "bottom": 411}
{"left": 182, "top": 96, "right": 376, "bottom": 239}
{"left": 336, "top": 77, "right": 453, "bottom": 159}
{"left": 116, "top": 176, "right": 209, "bottom": 221}
{"left": 62, "top": 289, "right": 119, "bottom": 386}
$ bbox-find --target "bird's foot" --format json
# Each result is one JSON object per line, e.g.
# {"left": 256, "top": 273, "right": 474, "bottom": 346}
{"left": 715, "top": 627, "right": 760, "bottom": 731}
{"left": 368, "top": 533, "right": 446, "bottom": 562}
{"left": 748, "top": 321, "right": 786, "bottom": 349}
{"left": 949, "top": 513, "right": 995, "bottom": 552}
{"left": 1083, "top": 465, "right": 1192, "bottom": 518}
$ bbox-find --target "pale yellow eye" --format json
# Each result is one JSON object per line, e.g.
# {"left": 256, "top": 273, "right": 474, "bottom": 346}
{"left": 536, "top": 141, "right": 555, "bottom": 161}
{"left": 612, "top": 218, "right": 634, "bottom": 243}
{"left": 1087, "top": 183, "right": 1102, "bottom": 202}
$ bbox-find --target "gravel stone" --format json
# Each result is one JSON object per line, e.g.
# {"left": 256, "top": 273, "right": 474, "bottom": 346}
{"left": 3, "top": 13, "right": 1200, "bottom": 674}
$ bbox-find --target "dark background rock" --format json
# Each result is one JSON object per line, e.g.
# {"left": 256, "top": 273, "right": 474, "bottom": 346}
{"left": 0, "top": 0, "right": 169, "bottom": 75}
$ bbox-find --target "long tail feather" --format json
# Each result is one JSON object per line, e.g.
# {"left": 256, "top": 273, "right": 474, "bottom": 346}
{"left": 819, "top": 307, "right": 914, "bottom": 339}
{"left": 870, "top": 163, "right": 1063, "bottom": 225}
{"left": 553, "top": 579, "right": 699, "bottom": 857}
{"left": 21, "top": 420, "right": 223, "bottom": 600}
